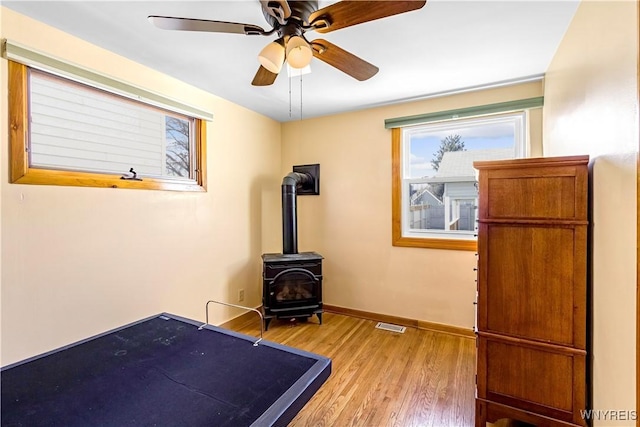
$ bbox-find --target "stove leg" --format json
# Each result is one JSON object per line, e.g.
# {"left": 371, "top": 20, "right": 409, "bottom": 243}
{"left": 264, "top": 317, "right": 272, "bottom": 331}
{"left": 316, "top": 312, "right": 322, "bottom": 325}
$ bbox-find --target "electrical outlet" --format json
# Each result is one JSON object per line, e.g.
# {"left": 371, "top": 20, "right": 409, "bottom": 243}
{"left": 238, "top": 289, "right": 245, "bottom": 302}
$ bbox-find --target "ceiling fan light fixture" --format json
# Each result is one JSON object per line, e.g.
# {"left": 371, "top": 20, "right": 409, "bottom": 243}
{"left": 258, "top": 41, "right": 285, "bottom": 74}
{"left": 286, "top": 36, "right": 313, "bottom": 69}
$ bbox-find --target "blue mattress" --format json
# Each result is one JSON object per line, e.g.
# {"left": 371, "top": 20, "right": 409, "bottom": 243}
{"left": 1, "top": 313, "right": 331, "bottom": 426}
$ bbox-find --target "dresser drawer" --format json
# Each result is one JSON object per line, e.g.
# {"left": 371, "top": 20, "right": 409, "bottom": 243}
{"left": 476, "top": 335, "right": 587, "bottom": 425}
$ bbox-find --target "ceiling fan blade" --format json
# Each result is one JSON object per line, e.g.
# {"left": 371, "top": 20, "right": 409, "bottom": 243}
{"left": 148, "top": 16, "right": 266, "bottom": 35}
{"left": 309, "top": 1, "right": 426, "bottom": 34}
{"left": 252, "top": 65, "right": 279, "bottom": 86}
{"left": 311, "top": 39, "right": 378, "bottom": 81}
{"left": 259, "top": 0, "right": 292, "bottom": 25}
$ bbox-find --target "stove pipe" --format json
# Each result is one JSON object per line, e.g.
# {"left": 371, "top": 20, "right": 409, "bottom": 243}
{"left": 282, "top": 172, "right": 312, "bottom": 254}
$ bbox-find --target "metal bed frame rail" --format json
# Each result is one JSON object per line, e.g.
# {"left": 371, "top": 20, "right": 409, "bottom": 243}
{"left": 198, "top": 299, "right": 264, "bottom": 346}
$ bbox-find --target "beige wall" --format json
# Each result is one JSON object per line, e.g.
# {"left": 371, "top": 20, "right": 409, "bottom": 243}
{"left": 5, "top": 9, "right": 633, "bottom": 423}
{"left": 0, "top": 8, "right": 282, "bottom": 366}
{"left": 543, "top": 1, "right": 638, "bottom": 424}
{"left": 281, "top": 81, "right": 543, "bottom": 329}
{"left": 0, "top": 4, "right": 3, "bottom": 367}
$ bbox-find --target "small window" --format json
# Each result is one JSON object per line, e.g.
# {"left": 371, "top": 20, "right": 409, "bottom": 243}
{"left": 9, "top": 62, "right": 206, "bottom": 191}
{"left": 392, "top": 112, "right": 527, "bottom": 250}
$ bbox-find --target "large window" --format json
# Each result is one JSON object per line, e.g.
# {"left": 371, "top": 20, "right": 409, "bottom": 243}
{"left": 391, "top": 110, "right": 531, "bottom": 251}
{"left": 9, "top": 61, "right": 207, "bottom": 191}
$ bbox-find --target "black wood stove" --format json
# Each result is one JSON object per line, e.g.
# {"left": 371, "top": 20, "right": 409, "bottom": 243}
{"left": 262, "top": 165, "right": 322, "bottom": 330}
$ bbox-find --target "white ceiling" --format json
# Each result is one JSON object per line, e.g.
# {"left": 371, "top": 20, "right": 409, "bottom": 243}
{"left": 3, "top": 1, "right": 580, "bottom": 122}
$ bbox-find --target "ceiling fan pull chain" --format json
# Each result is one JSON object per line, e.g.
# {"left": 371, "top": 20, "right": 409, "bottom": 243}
{"left": 288, "top": 71, "right": 292, "bottom": 119}
{"left": 300, "top": 74, "right": 303, "bottom": 121}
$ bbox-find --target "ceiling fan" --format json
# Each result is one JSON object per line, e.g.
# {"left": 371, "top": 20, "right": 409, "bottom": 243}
{"left": 148, "top": 1, "right": 426, "bottom": 86}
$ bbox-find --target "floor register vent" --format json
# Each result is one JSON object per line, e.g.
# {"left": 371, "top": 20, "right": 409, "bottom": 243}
{"left": 375, "top": 322, "right": 406, "bottom": 333}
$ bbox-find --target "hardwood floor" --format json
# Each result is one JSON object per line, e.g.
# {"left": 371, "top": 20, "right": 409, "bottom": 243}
{"left": 233, "top": 312, "right": 476, "bottom": 427}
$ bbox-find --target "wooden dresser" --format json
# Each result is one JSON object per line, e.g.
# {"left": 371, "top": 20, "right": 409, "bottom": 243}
{"left": 473, "top": 155, "right": 590, "bottom": 427}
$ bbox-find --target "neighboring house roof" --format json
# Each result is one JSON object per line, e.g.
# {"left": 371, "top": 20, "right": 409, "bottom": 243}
{"left": 412, "top": 186, "right": 442, "bottom": 206}
{"left": 424, "top": 148, "right": 514, "bottom": 183}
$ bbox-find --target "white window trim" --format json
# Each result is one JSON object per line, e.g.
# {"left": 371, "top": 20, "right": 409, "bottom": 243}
{"left": 29, "top": 70, "right": 198, "bottom": 182}
{"left": 400, "top": 112, "right": 528, "bottom": 241}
